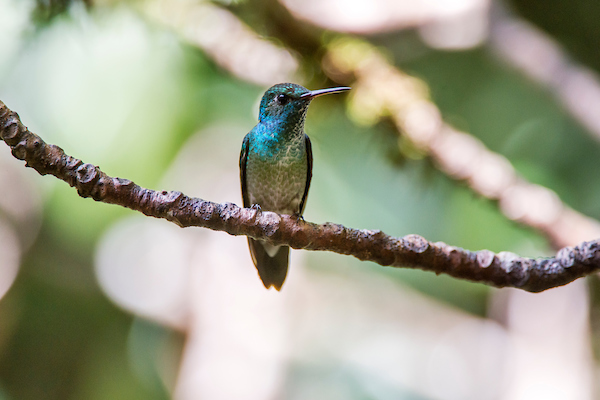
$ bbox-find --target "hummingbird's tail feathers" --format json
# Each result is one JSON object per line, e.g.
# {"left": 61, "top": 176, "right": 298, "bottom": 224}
{"left": 248, "top": 238, "right": 289, "bottom": 291}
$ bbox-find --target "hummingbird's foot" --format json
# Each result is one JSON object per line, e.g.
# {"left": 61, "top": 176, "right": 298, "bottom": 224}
{"left": 293, "top": 213, "right": 305, "bottom": 222}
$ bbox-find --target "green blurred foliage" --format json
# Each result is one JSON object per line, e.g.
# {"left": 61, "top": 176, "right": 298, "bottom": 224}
{"left": 399, "top": 48, "right": 600, "bottom": 218}
{"left": 33, "top": 0, "right": 90, "bottom": 24}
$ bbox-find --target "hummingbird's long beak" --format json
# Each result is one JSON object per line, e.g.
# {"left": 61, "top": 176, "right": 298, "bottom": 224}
{"left": 301, "top": 86, "right": 351, "bottom": 99}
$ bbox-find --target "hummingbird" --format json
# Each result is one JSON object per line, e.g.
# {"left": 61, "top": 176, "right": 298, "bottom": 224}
{"left": 240, "top": 83, "right": 351, "bottom": 290}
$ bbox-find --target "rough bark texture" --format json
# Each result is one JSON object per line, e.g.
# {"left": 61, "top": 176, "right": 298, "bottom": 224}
{"left": 2, "top": 99, "right": 599, "bottom": 292}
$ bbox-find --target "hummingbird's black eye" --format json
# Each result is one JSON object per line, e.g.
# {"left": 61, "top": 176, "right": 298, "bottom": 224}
{"left": 276, "top": 93, "right": 290, "bottom": 105}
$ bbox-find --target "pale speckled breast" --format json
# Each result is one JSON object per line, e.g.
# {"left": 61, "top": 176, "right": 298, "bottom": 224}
{"left": 245, "top": 133, "right": 308, "bottom": 215}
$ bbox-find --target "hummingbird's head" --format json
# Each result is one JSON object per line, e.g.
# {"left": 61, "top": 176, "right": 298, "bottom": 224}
{"left": 258, "top": 83, "right": 350, "bottom": 126}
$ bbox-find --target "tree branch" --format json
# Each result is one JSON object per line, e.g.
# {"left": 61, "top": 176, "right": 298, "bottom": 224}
{"left": 2, "top": 100, "right": 599, "bottom": 292}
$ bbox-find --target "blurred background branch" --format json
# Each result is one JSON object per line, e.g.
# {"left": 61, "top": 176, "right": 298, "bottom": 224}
{"left": 2, "top": 0, "right": 600, "bottom": 399}
{"left": 323, "top": 38, "right": 600, "bottom": 250}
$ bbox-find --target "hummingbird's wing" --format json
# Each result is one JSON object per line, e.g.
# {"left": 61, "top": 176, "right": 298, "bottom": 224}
{"left": 239, "top": 134, "right": 250, "bottom": 208}
{"left": 298, "top": 134, "right": 313, "bottom": 216}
